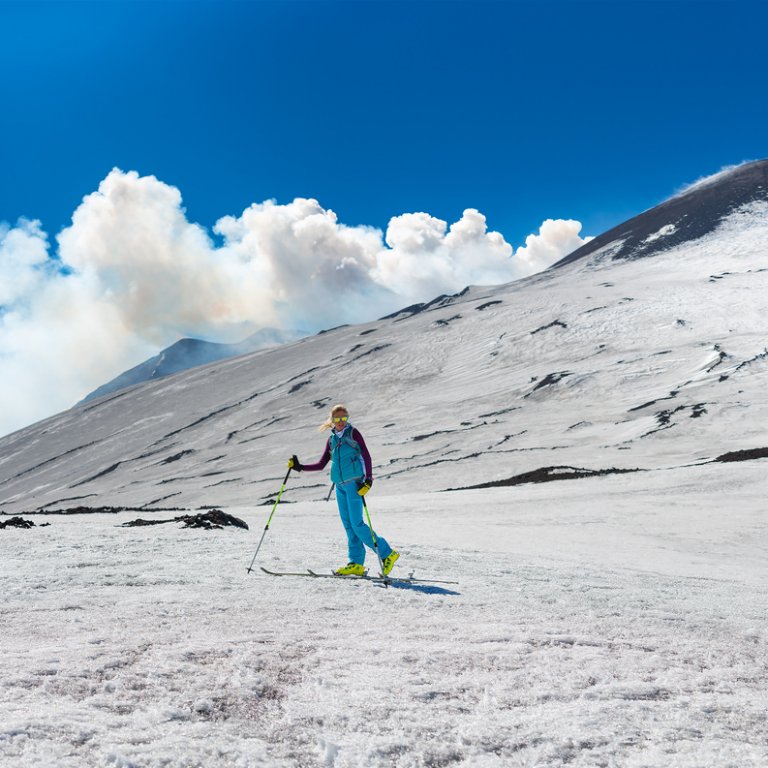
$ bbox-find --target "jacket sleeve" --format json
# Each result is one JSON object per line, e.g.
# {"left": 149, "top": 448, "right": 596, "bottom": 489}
{"left": 300, "top": 438, "right": 331, "bottom": 472}
{"left": 352, "top": 428, "right": 373, "bottom": 479}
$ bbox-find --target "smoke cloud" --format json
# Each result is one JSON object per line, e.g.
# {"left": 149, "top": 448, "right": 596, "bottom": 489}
{"left": 0, "top": 169, "right": 591, "bottom": 436}
{"left": 513, "top": 218, "right": 593, "bottom": 273}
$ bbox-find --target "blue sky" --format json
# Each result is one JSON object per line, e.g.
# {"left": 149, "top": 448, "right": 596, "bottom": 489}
{"left": 1, "top": 0, "right": 768, "bottom": 436}
{"left": 2, "top": 0, "right": 766, "bottom": 245}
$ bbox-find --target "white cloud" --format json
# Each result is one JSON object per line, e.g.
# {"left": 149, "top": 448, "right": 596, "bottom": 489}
{"left": 57, "top": 170, "right": 271, "bottom": 344}
{"left": 0, "top": 218, "right": 50, "bottom": 306}
{"left": 213, "top": 197, "right": 390, "bottom": 331}
{"left": 375, "top": 209, "right": 517, "bottom": 299}
{"left": 0, "top": 169, "right": 591, "bottom": 435}
{"left": 513, "top": 218, "right": 593, "bottom": 273}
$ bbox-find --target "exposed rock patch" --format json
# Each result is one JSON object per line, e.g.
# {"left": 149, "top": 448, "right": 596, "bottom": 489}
{"left": 448, "top": 465, "right": 640, "bottom": 491}
{"left": 0, "top": 516, "right": 38, "bottom": 529}
{"left": 434, "top": 315, "right": 462, "bottom": 327}
{"left": 161, "top": 450, "right": 195, "bottom": 465}
{"left": 121, "top": 509, "right": 248, "bottom": 530}
{"left": 475, "top": 300, "right": 503, "bottom": 311}
{"left": 351, "top": 344, "right": 393, "bottom": 361}
{"left": 31, "top": 505, "right": 186, "bottom": 515}
{"left": 531, "top": 320, "right": 567, "bottom": 335}
{"left": 714, "top": 447, "right": 768, "bottom": 463}
{"left": 381, "top": 288, "right": 470, "bottom": 321}
{"left": 525, "top": 372, "right": 573, "bottom": 397}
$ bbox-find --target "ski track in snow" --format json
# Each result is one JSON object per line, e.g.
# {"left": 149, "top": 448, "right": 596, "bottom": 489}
{"left": 2, "top": 465, "right": 767, "bottom": 768}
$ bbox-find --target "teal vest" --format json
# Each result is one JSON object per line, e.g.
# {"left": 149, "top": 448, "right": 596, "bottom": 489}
{"left": 330, "top": 426, "right": 364, "bottom": 485}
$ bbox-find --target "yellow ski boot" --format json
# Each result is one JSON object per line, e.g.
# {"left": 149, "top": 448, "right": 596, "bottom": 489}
{"left": 334, "top": 562, "right": 365, "bottom": 576}
{"left": 381, "top": 550, "right": 400, "bottom": 576}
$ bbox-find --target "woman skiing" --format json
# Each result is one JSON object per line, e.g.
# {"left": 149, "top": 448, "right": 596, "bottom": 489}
{"left": 288, "top": 404, "right": 399, "bottom": 577}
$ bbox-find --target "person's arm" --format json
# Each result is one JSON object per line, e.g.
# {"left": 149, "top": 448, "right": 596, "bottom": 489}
{"left": 352, "top": 428, "right": 373, "bottom": 479}
{"left": 295, "top": 438, "right": 332, "bottom": 472}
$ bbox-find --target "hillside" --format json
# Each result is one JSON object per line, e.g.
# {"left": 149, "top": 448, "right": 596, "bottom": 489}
{"left": 80, "top": 328, "right": 308, "bottom": 404}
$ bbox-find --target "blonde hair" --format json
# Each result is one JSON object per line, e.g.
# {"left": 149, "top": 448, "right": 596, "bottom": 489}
{"left": 319, "top": 403, "right": 349, "bottom": 431}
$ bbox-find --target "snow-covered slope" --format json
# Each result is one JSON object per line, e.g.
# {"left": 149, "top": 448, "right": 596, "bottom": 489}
{"left": 81, "top": 328, "right": 308, "bottom": 403}
{"left": 1, "top": 163, "right": 768, "bottom": 514}
{"left": 2, "top": 465, "right": 767, "bottom": 767}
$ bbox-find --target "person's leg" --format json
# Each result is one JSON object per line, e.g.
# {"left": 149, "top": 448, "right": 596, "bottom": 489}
{"left": 341, "top": 484, "right": 393, "bottom": 560}
{"left": 336, "top": 482, "right": 366, "bottom": 564}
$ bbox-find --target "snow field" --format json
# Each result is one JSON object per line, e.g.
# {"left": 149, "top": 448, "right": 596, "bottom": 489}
{"left": 2, "top": 463, "right": 767, "bottom": 767}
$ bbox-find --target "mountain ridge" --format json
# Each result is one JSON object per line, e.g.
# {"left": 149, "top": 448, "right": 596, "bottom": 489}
{"left": 553, "top": 158, "right": 768, "bottom": 267}
{"left": 81, "top": 328, "right": 309, "bottom": 403}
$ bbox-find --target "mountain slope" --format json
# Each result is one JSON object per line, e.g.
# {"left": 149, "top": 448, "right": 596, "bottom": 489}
{"left": 81, "top": 328, "right": 308, "bottom": 403}
{"left": 554, "top": 158, "right": 768, "bottom": 266}
{"left": 1, "top": 163, "right": 768, "bottom": 515}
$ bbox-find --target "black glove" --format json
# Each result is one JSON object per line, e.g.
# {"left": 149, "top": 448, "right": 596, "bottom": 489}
{"left": 357, "top": 477, "right": 373, "bottom": 496}
{"left": 288, "top": 455, "right": 303, "bottom": 471}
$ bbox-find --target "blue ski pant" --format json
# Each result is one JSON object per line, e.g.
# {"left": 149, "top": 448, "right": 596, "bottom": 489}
{"left": 335, "top": 481, "right": 392, "bottom": 565}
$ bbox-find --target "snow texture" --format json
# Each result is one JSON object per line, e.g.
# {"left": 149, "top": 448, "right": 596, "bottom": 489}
{"left": 1, "top": 465, "right": 767, "bottom": 767}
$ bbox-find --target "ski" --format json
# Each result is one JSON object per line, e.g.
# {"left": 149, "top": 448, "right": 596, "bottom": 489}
{"left": 259, "top": 567, "right": 457, "bottom": 585}
{"left": 260, "top": 566, "right": 368, "bottom": 579}
{"left": 260, "top": 566, "right": 384, "bottom": 584}
{"left": 308, "top": 569, "right": 458, "bottom": 586}
{"left": 260, "top": 567, "right": 327, "bottom": 578}
{"left": 309, "top": 568, "right": 397, "bottom": 585}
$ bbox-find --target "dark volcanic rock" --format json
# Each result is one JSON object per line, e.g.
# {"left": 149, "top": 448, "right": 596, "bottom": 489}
{"left": 379, "top": 287, "right": 470, "bottom": 320}
{"left": 30, "top": 505, "right": 186, "bottom": 515}
{"left": 449, "top": 465, "right": 640, "bottom": 491}
{"left": 553, "top": 159, "right": 768, "bottom": 267}
{"left": 527, "top": 371, "right": 573, "bottom": 395}
{"left": 0, "top": 516, "right": 36, "bottom": 529}
{"left": 531, "top": 320, "right": 568, "bottom": 335}
{"left": 475, "top": 300, "right": 503, "bottom": 311}
{"left": 181, "top": 510, "right": 248, "bottom": 529}
{"left": 714, "top": 447, "right": 768, "bottom": 463}
{"left": 122, "top": 509, "right": 249, "bottom": 530}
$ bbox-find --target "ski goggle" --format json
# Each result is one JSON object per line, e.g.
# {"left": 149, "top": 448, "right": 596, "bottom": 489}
{"left": 332, "top": 415, "right": 349, "bottom": 423}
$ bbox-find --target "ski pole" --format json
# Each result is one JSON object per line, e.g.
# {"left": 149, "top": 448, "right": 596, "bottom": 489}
{"left": 326, "top": 483, "right": 335, "bottom": 502}
{"left": 246, "top": 467, "right": 292, "bottom": 573}
{"left": 362, "top": 496, "right": 387, "bottom": 581}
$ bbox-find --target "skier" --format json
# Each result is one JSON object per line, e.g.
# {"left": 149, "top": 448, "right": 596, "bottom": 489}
{"left": 288, "top": 404, "right": 399, "bottom": 577}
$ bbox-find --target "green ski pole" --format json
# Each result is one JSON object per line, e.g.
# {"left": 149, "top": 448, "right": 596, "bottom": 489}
{"left": 362, "top": 496, "right": 387, "bottom": 582}
{"left": 247, "top": 467, "right": 292, "bottom": 573}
